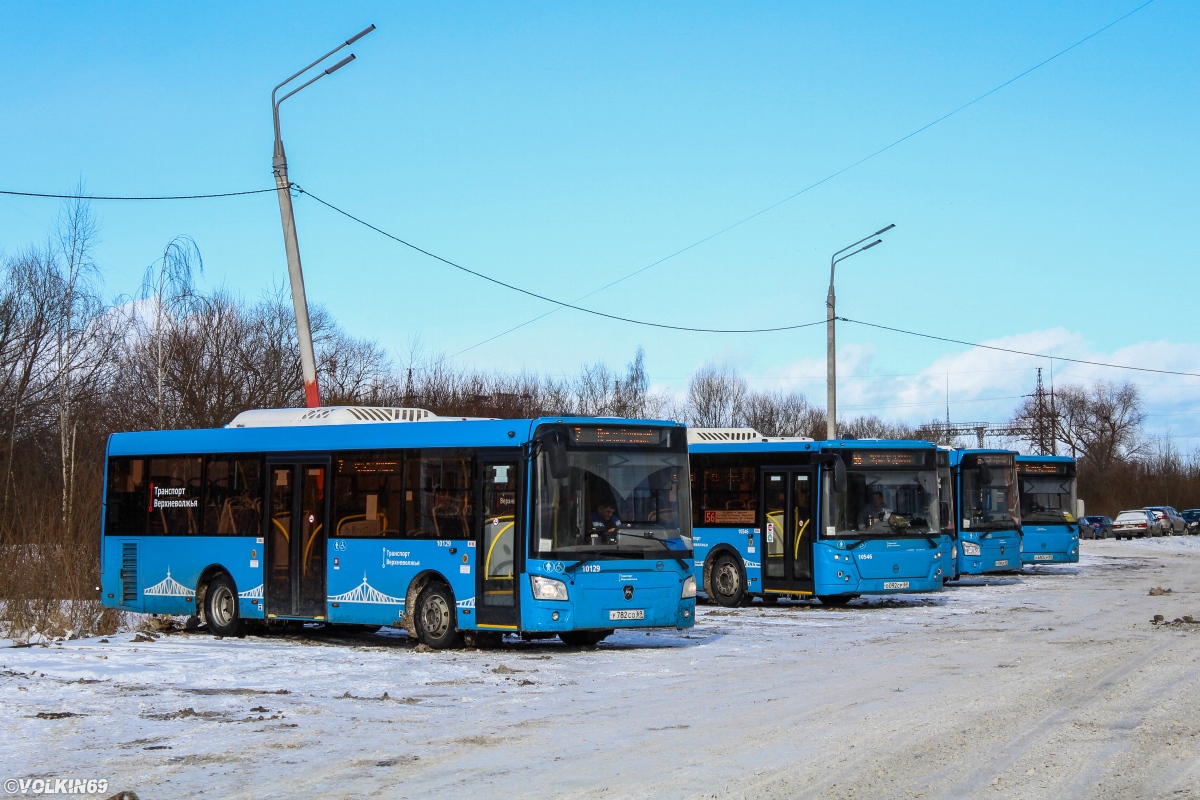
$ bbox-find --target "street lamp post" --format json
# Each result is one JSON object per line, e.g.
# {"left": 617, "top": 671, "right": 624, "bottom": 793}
{"left": 826, "top": 223, "right": 895, "bottom": 439}
{"left": 271, "top": 24, "right": 375, "bottom": 408}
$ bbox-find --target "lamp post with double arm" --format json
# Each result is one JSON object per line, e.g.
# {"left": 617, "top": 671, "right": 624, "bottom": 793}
{"left": 271, "top": 24, "right": 375, "bottom": 408}
{"left": 826, "top": 223, "right": 895, "bottom": 439}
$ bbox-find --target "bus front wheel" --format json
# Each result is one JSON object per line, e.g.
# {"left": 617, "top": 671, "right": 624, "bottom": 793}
{"left": 204, "top": 573, "right": 244, "bottom": 638}
{"left": 415, "top": 582, "right": 461, "bottom": 650}
{"left": 709, "top": 554, "right": 745, "bottom": 608}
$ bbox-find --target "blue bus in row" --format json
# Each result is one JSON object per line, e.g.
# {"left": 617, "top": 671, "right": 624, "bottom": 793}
{"left": 1016, "top": 454, "right": 1079, "bottom": 565}
{"left": 945, "top": 448, "right": 1023, "bottom": 579}
{"left": 100, "top": 408, "right": 695, "bottom": 648}
{"left": 688, "top": 431, "right": 947, "bottom": 606}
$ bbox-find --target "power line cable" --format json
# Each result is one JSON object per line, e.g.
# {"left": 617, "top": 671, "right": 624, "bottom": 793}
{"left": 0, "top": 187, "right": 278, "bottom": 201}
{"left": 295, "top": 185, "right": 825, "bottom": 334}
{"left": 448, "top": 0, "right": 1158, "bottom": 357}
{"left": 839, "top": 317, "right": 1200, "bottom": 379}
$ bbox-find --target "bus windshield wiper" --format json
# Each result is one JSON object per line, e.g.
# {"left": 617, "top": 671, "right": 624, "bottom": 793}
{"left": 563, "top": 549, "right": 618, "bottom": 575}
{"left": 640, "top": 534, "right": 689, "bottom": 570}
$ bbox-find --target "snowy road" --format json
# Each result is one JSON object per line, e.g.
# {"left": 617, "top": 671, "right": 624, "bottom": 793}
{"left": 4, "top": 537, "right": 1200, "bottom": 800}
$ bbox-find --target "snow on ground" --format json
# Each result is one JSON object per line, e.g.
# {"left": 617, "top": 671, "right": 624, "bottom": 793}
{"left": 3, "top": 538, "right": 1200, "bottom": 799}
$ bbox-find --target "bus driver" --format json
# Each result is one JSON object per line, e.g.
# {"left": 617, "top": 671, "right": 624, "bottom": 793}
{"left": 858, "top": 490, "right": 891, "bottom": 530}
{"left": 591, "top": 501, "right": 622, "bottom": 542}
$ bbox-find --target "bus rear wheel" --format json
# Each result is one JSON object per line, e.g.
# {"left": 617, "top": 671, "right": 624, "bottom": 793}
{"left": 560, "top": 630, "right": 611, "bottom": 647}
{"left": 709, "top": 554, "right": 745, "bottom": 608}
{"left": 415, "top": 582, "right": 461, "bottom": 650}
{"left": 204, "top": 573, "right": 244, "bottom": 637}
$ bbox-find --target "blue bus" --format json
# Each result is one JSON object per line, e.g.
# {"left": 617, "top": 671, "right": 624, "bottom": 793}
{"left": 1016, "top": 454, "right": 1079, "bottom": 565}
{"left": 100, "top": 407, "right": 695, "bottom": 649}
{"left": 687, "top": 430, "right": 946, "bottom": 606}
{"left": 946, "top": 448, "right": 1022, "bottom": 578}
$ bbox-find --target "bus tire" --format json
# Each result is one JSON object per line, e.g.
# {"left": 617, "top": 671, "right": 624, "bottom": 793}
{"left": 204, "top": 573, "right": 244, "bottom": 638}
{"left": 560, "top": 630, "right": 611, "bottom": 647}
{"left": 709, "top": 553, "right": 745, "bottom": 608}
{"left": 414, "top": 582, "right": 461, "bottom": 650}
{"left": 818, "top": 594, "right": 858, "bottom": 607}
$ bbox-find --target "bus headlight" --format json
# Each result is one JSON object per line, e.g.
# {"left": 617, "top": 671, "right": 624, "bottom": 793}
{"left": 531, "top": 575, "right": 568, "bottom": 601}
{"left": 962, "top": 541, "right": 981, "bottom": 557}
{"left": 682, "top": 575, "right": 697, "bottom": 599}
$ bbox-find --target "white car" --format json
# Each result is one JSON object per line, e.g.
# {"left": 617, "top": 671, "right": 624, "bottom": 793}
{"left": 1113, "top": 509, "right": 1158, "bottom": 539}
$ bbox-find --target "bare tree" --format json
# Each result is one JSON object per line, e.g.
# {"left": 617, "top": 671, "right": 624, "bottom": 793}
{"left": 139, "top": 235, "right": 203, "bottom": 429}
{"left": 687, "top": 364, "right": 747, "bottom": 428}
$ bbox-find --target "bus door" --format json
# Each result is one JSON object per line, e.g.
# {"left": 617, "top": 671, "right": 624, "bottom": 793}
{"left": 265, "top": 460, "right": 329, "bottom": 620}
{"left": 760, "top": 468, "right": 816, "bottom": 595}
{"left": 475, "top": 458, "right": 520, "bottom": 629}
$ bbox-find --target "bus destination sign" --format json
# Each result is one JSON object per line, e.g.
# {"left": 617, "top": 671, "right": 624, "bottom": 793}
{"left": 569, "top": 426, "right": 670, "bottom": 446}
{"left": 1017, "top": 462, "right": 1066, "bottom": 475}
{"left": 847, "top": 450, "right": 929, "bottom": 468}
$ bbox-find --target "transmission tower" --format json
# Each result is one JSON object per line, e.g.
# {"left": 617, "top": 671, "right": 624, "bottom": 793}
{"left": 1031, "top": 368, "right": 1055, "bottom": 456}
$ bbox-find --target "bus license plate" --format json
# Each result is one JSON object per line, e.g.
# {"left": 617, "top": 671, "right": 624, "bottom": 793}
{"left": 994, "top": 559, "right": 1009, "bottom": 567}
{"left": 1034, "top": 554, "right": 1054, "bottom": 561}
{"left": 609, "top": 609, "right": 644, "bottom": 621}
{"left": 883, "top": 581, "right": 909, "bottom": 590}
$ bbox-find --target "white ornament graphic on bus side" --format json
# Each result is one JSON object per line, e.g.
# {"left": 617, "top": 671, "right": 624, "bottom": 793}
{"left": 456, "top": 597, "right": 475, "bottom": 610}
{"left": 742, "top": 559, "right": 761, "bottom": 570}
{"left": 142, "top": 569, "right": 192, "bottom": 597}
{"left": 327, "top": 574, "right": 406, "bottom": 605}
{"left": 238, "top": 584, "right": 264, "bottom": 600}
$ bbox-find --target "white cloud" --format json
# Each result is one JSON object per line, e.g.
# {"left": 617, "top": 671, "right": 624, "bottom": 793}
{"left": 722, "top": 328, "right": 1200, "bottom": 440}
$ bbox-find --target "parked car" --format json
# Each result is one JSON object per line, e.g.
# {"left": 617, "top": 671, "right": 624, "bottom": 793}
{"left": 1113, "top": 509, "right": 1157, "bottom": 539}
{"left": 1081, "top": 515, "right": 1113, "bottom": 539}
{"left": 1181, "top": 509, "right": 1200, "bottom": 535}
{"left": 1146, "top": 506, "right": 1186, "bottom": 536}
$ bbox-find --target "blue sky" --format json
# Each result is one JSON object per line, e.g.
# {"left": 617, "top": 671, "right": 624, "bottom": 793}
{"left": 1, "top": 2, "right": 1196, "bottom": 435}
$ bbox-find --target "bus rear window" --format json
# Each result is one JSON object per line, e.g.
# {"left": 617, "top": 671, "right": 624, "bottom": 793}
{"left": 106, "top": 458, "right": 147, "bottom": 536}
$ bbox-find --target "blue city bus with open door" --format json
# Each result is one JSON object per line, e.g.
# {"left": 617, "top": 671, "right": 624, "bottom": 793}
{"left": 100, "top": 407, "right": 695, "bottom": 648}
{"left": 946, "top": 448, "right": 1022, "bottom": 579}
{"left": 687, "top": 430, "right": 946, "bottom": 606}
{"left": 1016, "top": 454, "right": 1079, "bottom": 565}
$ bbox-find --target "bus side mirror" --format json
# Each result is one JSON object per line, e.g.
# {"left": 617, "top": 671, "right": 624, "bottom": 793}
{"left": 545, "top": 431, "right": 569, "bottom": 479}
{"left": 832, "top": 457, "right": 846, "bottom": 494}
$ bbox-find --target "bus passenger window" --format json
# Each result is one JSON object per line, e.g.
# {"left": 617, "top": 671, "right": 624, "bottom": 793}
{"left": 147, "top": 457, "right": 203, "bottom": 535}
{"left": 333, "top": 451, "right": 403, "bottom": 537}
{"left": 203, "top": 456, "right": 264, "bottom": 536}
{"left": 106, "top": 457, "right": 148, "bottom": 536}
{"left": 697, "top": 464, "right": 758, "bottom": 527}
{"left": 405, "top": 451, "right": 474, "bottom": 539}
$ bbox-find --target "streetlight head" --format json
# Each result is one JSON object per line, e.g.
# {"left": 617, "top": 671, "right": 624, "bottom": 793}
{"left": 861, "top": 239, "right": 882, "bottom": 251}
{"left": 346, "top": 24, "right": 376, "bottom": 45}
{"left": 875, "top": 223, "right": 896, "bottom": 236}
{"left": 324, "top": 54, "right": 356, "bottom": 75}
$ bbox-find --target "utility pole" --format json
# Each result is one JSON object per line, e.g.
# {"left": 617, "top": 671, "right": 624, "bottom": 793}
{"left": 826, "top": 224, "right": 894, "bottom": 439}
{"left": 271, "top": 24, "right": 375, "bottom": 407}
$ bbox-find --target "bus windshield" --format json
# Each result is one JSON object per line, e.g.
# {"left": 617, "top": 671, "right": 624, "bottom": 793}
{"left": 962, "top": 458, "right": 1020, "bottom": 531}
{"left": 533, "top": 434, "right": 691, "bottom": 560}
{"left": 1020, "top": 475, "right": 1077, "bottom": 523}
{"left": 835, "top": 467, "right": 939, "bottom": 536}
